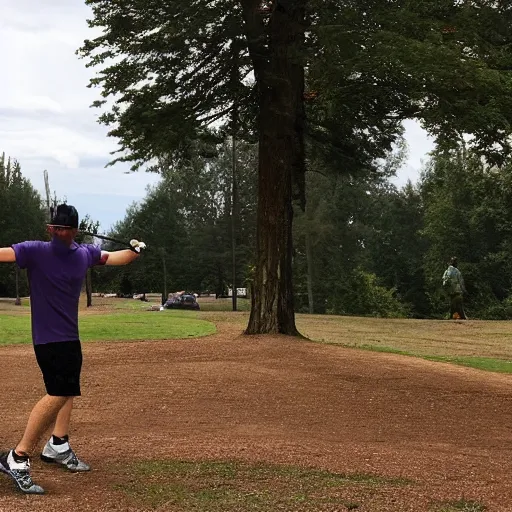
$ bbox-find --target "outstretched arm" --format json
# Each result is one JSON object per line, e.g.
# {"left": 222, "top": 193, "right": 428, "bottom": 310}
{"left": 0, "top": 248, "right": 16, "bottom": 263}
{"left": 101, "top": 250, "right": 139, "bottom": 266}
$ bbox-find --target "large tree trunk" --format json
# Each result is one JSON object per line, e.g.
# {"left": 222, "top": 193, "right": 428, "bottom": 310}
{"left": 244, "top": 0, "right": 306, "bottom": 335}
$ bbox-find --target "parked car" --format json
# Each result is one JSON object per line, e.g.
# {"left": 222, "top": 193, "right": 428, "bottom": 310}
{"left": 164, "top": 294, "right": 200, "bottom": 311}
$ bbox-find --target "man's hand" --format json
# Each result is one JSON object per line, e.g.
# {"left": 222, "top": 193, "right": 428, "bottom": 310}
{"left": 130, "top": 240, "right": 147, "bottom": 253}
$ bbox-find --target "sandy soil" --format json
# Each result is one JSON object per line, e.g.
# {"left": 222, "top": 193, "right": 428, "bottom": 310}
{"left": 0, "top": 319, "right": 511, "bottom": 511}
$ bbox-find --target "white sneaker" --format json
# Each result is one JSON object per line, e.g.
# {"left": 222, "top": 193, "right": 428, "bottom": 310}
{"left": 0, "top": 450, "right": 45, "bottom": 494}
{"left": 40, "top": 440, "right": 90, "bottom": 472}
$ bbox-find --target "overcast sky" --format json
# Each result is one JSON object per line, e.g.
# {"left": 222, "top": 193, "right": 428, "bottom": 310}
{"left": 1, "top": 0, "right": 435, "bottom": 232}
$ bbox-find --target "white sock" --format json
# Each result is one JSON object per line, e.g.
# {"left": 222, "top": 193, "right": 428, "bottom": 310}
{"left": 49, "top": 439, "right": 70, "bottom": 453}
{"left": 8, "top": 450, "right": 30, "bottom": 470}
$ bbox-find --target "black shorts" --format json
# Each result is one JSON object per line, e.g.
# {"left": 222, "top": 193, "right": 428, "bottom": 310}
{"left": 34, "top": 340, "right": 83, "bottom": 397}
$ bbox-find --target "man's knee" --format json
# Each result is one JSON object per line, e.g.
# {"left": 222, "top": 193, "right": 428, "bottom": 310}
{"left": 43, "top": 395, "right": 70, "bottom": 408}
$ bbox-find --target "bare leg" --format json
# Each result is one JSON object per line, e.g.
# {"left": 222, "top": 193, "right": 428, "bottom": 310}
{"left": 15, "top": 395, "right": 68, "bottom": 456}
{"left": 52, "top": 398, "right": 74, "bottom": 438}
{"left": 39, "top": 396, "right": 90, "bottom": 472}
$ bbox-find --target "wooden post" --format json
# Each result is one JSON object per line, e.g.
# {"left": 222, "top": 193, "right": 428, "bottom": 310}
{"left": 43, "top": 170, "right": 52, "bottom": 222}
{"left": 86, "top": 269, "right": 92, "bottom": 307}
{"left": 15, "top": 266, "right": 21, "bottom": 306}
{"left": 231, "top": 39, "right": 239, "bottom": 312}
{"left": 231, "top": 133, "right": 238, "bottom": 312}
{"left": 305, "top": 229, "right": 314, "bottom": 314}
{"left": 162, "top": 248, "right": 168, "bottom": 305}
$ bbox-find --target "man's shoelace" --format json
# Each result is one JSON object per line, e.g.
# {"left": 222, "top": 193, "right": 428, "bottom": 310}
{"left": 61, "top": 450, "right": 79, "bottom": 467}
{"left": 12, "top": 469, "right": 34, "bottom": 488}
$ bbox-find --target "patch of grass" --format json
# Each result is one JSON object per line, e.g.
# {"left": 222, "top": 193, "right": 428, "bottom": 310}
{"left": 424, "top": 355, "right": 512, "bottom": 374}
{"left": 0, "top": 311, "right": 215, "bottom": 345}
{"left": 432, "top": 499, "right": 486, "bottom": 511}
{"left": 116, "top": 459, "right": 412, "bottom": 511}
{"left": 0, "top": 315, "right": 32, "bottom": 344}
{"left": 109, "top": 299, "right": 153, "bottom": 311}
{"left": 358, "top": 344, "right": 411, "bottom": 356}
{"left": 341, "top": 343, "right": 512, "bottom": 374}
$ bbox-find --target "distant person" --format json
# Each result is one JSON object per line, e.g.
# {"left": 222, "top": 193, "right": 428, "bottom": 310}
{"left": 442, "top": 257, "right": 467, "bottom": 319}
{"left": 0, "top": 204, "right": 146, "bottom": 495}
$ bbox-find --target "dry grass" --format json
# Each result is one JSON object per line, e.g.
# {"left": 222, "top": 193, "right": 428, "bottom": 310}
{"left": 197, "top": 311, "right": 512, "bottom": 362}
{"left": 297, "top": 314, "right": 512, "bottom": 359}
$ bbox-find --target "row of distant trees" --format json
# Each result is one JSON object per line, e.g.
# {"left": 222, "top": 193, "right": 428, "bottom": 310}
{"left": 0, "top": 154, "right": 100, "bottom": 302}
{"left": 4, "top": 142, "right": 512, "bottom": 320}
{"left": 0, "top": 154, "right": 46, "bottom": 297}
{"left": 93, "top": 141, "right": 512, "bottom": 320}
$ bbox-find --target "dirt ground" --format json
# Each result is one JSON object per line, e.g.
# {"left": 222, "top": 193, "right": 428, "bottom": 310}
{"left": 0, "top": 318, "right": 512, "bottom": 511}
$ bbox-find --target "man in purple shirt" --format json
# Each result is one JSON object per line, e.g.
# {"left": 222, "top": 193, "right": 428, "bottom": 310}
{"left": 0, "top": 204, "right": 145, "bottom": 495}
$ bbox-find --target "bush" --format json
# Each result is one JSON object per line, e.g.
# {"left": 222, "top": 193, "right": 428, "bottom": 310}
{"left": 473, "top": 297, "right": 512, "bottom": 320}
{"left": 326, "top": 269, "right": 410, "bottom": 318}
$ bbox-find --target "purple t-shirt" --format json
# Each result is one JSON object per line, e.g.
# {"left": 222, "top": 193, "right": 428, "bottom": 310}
{"left": 12, "top": 239, "right": 101, "bottom": 345}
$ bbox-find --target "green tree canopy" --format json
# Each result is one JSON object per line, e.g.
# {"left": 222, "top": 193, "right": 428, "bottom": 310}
{"left": 0, "top": 154, "right": 47, "bottom": 297}
{"left": 95, "top": 141, "right": 257, "bottom": 300}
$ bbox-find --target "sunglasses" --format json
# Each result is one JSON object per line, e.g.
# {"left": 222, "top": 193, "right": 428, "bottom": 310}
{"left": 47, "top": 224, "right": 77, "bottom": 230}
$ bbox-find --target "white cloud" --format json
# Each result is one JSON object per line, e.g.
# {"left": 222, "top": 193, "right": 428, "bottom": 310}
{"left": 0, "top": 0, "right": 160, "bottom": 228}
{"left": 6, "top": 96, "right": 64, "bottom": 113}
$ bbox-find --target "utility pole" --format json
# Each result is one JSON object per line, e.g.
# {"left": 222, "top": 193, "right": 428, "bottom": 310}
{"left": 231, "top": 133, "right": 238, "bottom": 312}
{"left": 161, "top": 248, "right": 168, "bottom": 305}
{"left": 231, "top": 39, "right": 239, "bottom": 312}
{"left": 14, "top": 267, "right": 21, "bottom": 306}
{"left": 43, "top": 170, "right": 52, "bottom": 221}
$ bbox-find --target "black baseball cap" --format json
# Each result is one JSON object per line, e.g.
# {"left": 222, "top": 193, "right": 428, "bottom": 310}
{"left": 49, "top": 204, "right": 79, "bottom": 229}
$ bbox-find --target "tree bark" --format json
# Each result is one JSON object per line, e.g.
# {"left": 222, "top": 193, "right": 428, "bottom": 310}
{"left": 244, "top": 0, "right": 306, "bottom": 335}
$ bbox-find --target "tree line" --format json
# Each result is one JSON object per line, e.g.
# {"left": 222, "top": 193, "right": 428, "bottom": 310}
{"left": 3, "top": 143, "right": 512, "bottom": 320}
{"left": 89, "top": 141, "right": 512, "bottom": 321}
{"left": 0, "top": 154, "right": 46, "bottom": 298}
{"left": 0, "top": 155, "right": 101, "bottom": 302}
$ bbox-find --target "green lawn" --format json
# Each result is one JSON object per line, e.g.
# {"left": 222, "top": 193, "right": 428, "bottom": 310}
{"left": 4, "top": 302, "right": 512, "bottom": 374}
{"left": 0, "top": 310, "right": 216, "bottom": 345}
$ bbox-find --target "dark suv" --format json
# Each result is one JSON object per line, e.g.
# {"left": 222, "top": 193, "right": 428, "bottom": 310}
{"left": 164, "top": 294, "right": 200, "bottom": 311}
